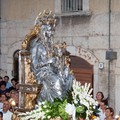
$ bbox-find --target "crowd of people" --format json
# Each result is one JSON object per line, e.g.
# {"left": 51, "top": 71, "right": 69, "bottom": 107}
{"left": 0, "top": 76, "right": 19, "bottom": 120}
{"left": 95, "top": 91, "right": 117, "bottom": 120}
{"left": 0, "top": 75, "right": 120, "bottom": 120}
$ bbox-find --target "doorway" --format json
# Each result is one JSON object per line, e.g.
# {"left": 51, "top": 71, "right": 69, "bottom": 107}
{"left": 70, "top": 55, "right": 93, "bottom": 87}
{"left": 13, "top": 50, "right": 19, "bottom": 80}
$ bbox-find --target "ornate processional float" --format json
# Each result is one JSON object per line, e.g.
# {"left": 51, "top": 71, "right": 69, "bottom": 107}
{"left": 12, "top": 10, "right": 99, "bottom": 120}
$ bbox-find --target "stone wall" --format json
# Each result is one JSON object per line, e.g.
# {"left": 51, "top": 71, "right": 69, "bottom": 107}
{"left": 54, "top": 0, "right": 120, "bottom": 115}
{"left": 0, "top": 0, "right": 54, "bottom": 76}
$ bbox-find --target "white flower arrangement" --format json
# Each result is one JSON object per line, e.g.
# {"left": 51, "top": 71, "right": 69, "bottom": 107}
{"left": 72, "top": 80, "right": 98, "bottom": 119}
{"left": 18, "top": 80, "right": 98, "bottom": 120}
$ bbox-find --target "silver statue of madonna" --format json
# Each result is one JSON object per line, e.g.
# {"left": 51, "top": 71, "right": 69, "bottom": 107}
{"left": 30, "top": 11, "right": 74, "bottom": 102}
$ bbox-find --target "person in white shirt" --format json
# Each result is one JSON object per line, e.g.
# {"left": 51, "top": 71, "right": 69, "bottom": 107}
{"left": 98, "top": 100, "right": 107, "bottom": 120}
{"left": 0, "top": 100, "right": 13, "bottom": 120}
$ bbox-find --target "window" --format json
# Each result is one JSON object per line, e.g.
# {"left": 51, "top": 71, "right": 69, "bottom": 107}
{"left": 62, "top": 0, "right": 82, "bottom": 13}
{"left": 55, "top": 0, "right": 90, "bottom": 16}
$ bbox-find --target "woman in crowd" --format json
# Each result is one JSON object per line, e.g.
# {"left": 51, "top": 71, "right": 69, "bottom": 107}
{"left": 96, "top": 91, "right": 104, "bottom": 108}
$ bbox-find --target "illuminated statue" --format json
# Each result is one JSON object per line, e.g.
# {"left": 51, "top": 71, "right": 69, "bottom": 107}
{"left": 28, "top": 11, "right": 75, "bottom": 102}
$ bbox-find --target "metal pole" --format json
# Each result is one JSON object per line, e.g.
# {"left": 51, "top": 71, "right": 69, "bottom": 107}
{"left": 108, "top": 0, "right": 111, "bottom": 106}
{"left": 109, "top": 0, "right": 111, "bottom": 49}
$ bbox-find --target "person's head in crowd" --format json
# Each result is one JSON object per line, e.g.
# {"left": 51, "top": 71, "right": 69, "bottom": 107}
{"left": 9, "top": 91, "right": 19, "bottom": 107}
{"left": 10, "top": 89, "right": 17, "bottom": 99}
{"left": 11, "top": 78, "right": 17, "bottom": 87}
{"left": 5, "top": 91, "right": 10, "bottom": 99}
{"left": 15, "top": 82, "right": 19, "bottom": 91}
{"left": 3, "top": 76, "right": 9, "bottom": 83}
{"left": 99, "top": 100, "right": 107, "bottom": 110}
{"left": 4, "top": 76, "right": 11, "bottom": 89}
{"left": 96, "top": 91, "right": 104, "bottom": 103}
{"left": 97, "top": 100, "right": 107, "bottom": 120}
{"left": 9, "top": 78, "right": 18, "bottom": 92}
{"left": 0, "top": 81, "right": 6, "bottom": 91}
{"left": 105, "top": 107, "right": 114, "bottom": 120}
{"left": 0, "top": 112, "right": 3, "bottom": 120}
{"left": 2, "top": 100, "right": 11, "bottom": 113}
{"left": 0, "top": 77, "right": 3, "bottom": 82}
{"left": 0, "top": 93, "right": 7, "bottom": 103}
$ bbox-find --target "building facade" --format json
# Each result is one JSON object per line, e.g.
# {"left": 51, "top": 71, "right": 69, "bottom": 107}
{"left": 0, "top": 0, "right": 120, "bottom": 115}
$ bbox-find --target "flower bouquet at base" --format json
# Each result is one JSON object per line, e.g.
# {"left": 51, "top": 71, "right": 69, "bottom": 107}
{"left": 18, "top": 80, "right": 99, "bottom": 120}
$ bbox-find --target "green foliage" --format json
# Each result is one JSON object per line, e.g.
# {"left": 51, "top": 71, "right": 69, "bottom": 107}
{"left": 76, "top": 105, "right": 87, "bottom": 119}
{"left": 58, "top": 99, "right": 69, "bottom": 120}
{"left": 41, "top": 98, "right": 69, "bottom": 120}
